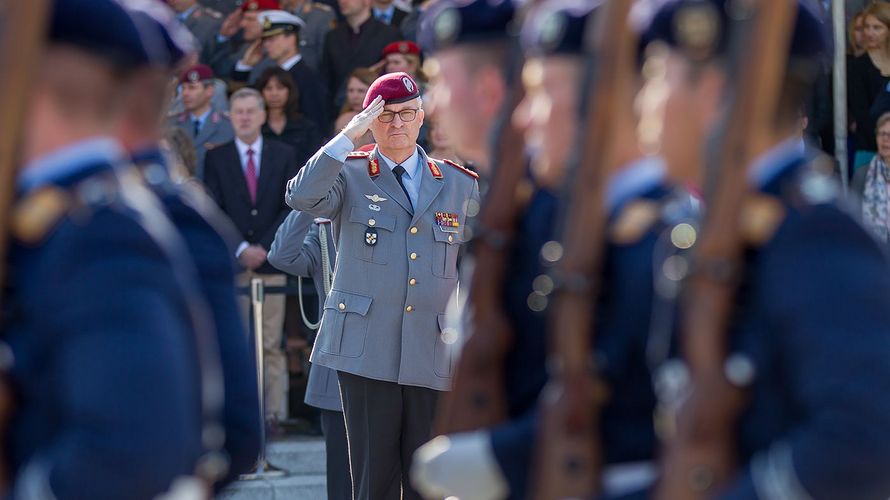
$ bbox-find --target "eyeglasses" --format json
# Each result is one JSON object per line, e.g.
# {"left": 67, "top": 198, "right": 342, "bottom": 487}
{"left": 378, "top": 109, "right": 419, "bottom": 123}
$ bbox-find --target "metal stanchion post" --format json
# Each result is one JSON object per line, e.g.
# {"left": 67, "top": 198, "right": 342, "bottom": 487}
{"left": 239, "top": 278, "right": 287, "bottom": 480}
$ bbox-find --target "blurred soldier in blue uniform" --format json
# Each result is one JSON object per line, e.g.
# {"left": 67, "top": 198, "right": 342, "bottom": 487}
{"left": 268, "top": 211, "right": 352, "bottom": 500}
{"left": 114, "top": 0, "right": 262, "bottom": 488}
{"left": 412, "top": 1, "right": 685, "bottom": 498}
{"left": 2, "top": 0, "right": 213, "bottom": 498}
{"left": 643, "top": 1, "right": 890, "bottom": 498}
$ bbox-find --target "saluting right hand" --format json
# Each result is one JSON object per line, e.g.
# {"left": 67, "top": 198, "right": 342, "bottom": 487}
{"left": 342, "top": 95, "right": 385, "bottom": 145}
{"left": 219, "top": 9, "right": 242, "bottom": 38}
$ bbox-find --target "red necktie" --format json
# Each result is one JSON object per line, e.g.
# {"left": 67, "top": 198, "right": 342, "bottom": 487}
{"left": 246, "top": 147, "right": 257, "bottom": 204}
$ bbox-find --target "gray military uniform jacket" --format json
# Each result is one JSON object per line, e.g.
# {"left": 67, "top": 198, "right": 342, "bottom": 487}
{"left": 182, "top": 5, "right": 224, "bottom": 64}
{"left": 168, "top": 108, "right": 234, "bottom": 180}
{"left": 268, "top": 211, "right": 342, "bottom": 412}
{"left": 286, "top": 136, "right": 480, "bottom": 391}
{"left": 292, "top": 2, "right": 336, "bottom": 70}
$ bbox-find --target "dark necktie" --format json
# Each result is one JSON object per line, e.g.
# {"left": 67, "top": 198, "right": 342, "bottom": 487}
{"left": 393, "top": 164, "right": 412, "bottom": 208}
{"left": 193, "top": 119, "right": 201, "bottom": 137}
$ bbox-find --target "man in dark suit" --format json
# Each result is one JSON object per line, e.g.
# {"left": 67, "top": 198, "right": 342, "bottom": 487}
{"left": 320, "top": 0, "right": 401, "bottom": 114}
{"left": 204, "top": 87, "right": 298, "bottom": 428}
{"left": 233, "top": 9, "right": 331, "bottom": 132}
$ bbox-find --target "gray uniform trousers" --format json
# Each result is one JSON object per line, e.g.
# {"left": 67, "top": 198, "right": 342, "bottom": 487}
{"left": 286, "top": 138, "right": 479, "bottom": 499}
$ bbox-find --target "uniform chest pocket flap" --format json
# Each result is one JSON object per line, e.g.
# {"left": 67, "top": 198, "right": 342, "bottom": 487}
{"left": 432, "top": 227, "right": 462, "bottom": 278}
{"left": 319, "top": 290, "right": 373, "bottom": 358}
{"left": 349, "top": 206, "right": 397, "bottom": 264}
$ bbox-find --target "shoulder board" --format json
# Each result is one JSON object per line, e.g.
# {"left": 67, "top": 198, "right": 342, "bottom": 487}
{"left": 314, "top": 217, "right": 333, "bottom": 224}
{"left": 204, "top": 7, "right": 223, "bottom": 18}
{"left": 740, "top": 193, "right": 786, "bottom": 247}
{"left": 12, "top": 186, "right": 72, "bottom": 245}
{"left": 441, "top": 158, "right": 478, "bottom": 180}
{"left": 427, "top": 160, "right": 443, "bottom": 179}
{"left": 610, "top": 199, "right": 660, "bottom": 245}
{"left": 312, "top": 2, "right": 333, "bottom": 12}
{"left": 347, "top": 151, "right": 371, "bottom": 159}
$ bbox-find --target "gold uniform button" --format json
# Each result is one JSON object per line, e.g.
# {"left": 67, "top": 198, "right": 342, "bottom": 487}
{"left": 409, "top": 278, "right": 417, "bottom": 286}
{"left": 410, "top": 226, "right": 418, "bottom": 234}
{"left": 338, "top": 303, "right": 346, "bottom": 311}
{"left": 406, "top": 305, "right": 414, "bottom": 312}
{"left": 368, "top": 219, "right": 376, "bottom": 226}
{"left": 410, "top": 252, "right": 418, "bottom": 260}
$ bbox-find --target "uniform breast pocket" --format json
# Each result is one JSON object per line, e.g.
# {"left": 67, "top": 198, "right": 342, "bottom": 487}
{"left": 318, "top": 290, "right": 373, "bottom": 358}
{"left": 431, "top": 227, "right": 462, "bottom": 278}
{"left": 348, "top": 206, "right": 397, "bottom": 265}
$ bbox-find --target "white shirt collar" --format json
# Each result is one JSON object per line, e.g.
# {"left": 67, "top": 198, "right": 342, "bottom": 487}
{"left": 377, "top": 147, "right": 421, "bottom": 179}
{"left": 605, "top": 155, "right": 666, "bottom": 213}
{"left": 747, "top": 136, "right": 804, "bottom": 189}
{"left": 235, "top": 135, "right": 263, "bottom": 156}
{"left": 281, "top": 53, "right": 303, "bottom": 71}
{"left": 18, "top": 137, "right": 125, "bottom": 192}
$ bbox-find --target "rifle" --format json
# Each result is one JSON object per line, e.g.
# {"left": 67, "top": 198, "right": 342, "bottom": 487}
{"left": 0, "top": 0, "right": 51, "bottom": 492}
{"left": 654, "top": 1, "right": 797, "bottom": 498}
{"left": 530, "top": 1, "right": 635, "bottom": 497}
{"left": 433, "top": 11, "right": 531, "bottom": 434}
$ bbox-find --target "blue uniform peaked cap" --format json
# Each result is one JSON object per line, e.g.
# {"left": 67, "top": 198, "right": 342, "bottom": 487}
{"left": 419, "top": 0, "right": 517, "bottom": 53}
{"left": 640, "top": 0, "right": 831, "bottom": 65}
{"left": 49, "top": 0, "right": 147, "bottom": 69}
{"left": 119, "top": 0, "right": 197, "bottom": 69}
{"left": 521, "top": 0, "right": 604, "bottom": 56}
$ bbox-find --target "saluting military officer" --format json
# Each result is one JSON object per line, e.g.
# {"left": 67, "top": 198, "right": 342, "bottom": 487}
{"left": 3, "top": 0, "right": 210, "bottom": 497}
{"left": 286, "top": 71, "right": 479, "bottom": 499}
{"left": 412, "top": 1, "right": 682, "bottom": 498}
{"left": 643, "top": 1, "right": 890, "bottom": 498}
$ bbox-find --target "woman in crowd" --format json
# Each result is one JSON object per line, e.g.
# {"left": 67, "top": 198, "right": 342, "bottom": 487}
{"left": 381, "top": 40, "right": 427, "bottom": 84}
{"left": 256, "top": 67, "right": 322, "bottom": 167}
{"left": 854, "top": 112, "right": 890, "bottom": 246}
{"left": 849, "top": 2, "right": 890, "bottom": 170}
{"left": 161, "top": 127, "right": 198, "bottom": 181}
{"left": 333, "top": 67, "right": 377, "bottom": 146}
{"left": 850, "top": 11, "right": 867, "bottom": 59}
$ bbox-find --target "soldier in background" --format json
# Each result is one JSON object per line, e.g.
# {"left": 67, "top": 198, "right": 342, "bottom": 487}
{"left": 3, "top": 0, "right": 208, "bottom": 497}
{"left": 280, "top": 0, "right": 338, "bottom": 70}
{"left": 268, "top": 212, "right": 351, "bottom": 500}
{"left": 167, "top": 0, "right": 225, "bottom": 64}
{"left": 168, "top": 63, "right": 235, "bottom": 178}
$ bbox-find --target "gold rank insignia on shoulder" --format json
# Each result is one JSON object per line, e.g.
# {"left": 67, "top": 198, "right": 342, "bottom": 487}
{"left": 427, "top": 160, "right": 443, "bottom": 179}
{"left": 12, "top": 186, "right": 71, "bottom": 245}
{"left": 740, "top": 194, "right": 786, "bottom": 247}
{"left": 368, "top": 158, "right": 381, "bottom": 177}
{"left": 610, "top": 200, "right": 660, "bottom": 245}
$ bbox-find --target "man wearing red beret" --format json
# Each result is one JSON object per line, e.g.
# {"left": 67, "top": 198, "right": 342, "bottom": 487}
{"left": 169, "top": 64, "right": 234, "bottom": 178}
{"left": 286, "top": 72, "right": 479, "bottom": 500}
{"left": 382, "top": 40, "right": 424, "bottom": 81}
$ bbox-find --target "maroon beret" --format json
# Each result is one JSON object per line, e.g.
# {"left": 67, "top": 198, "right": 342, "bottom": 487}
{"left": 362, "top": 72, "right": 421, "bottom": 108}
{"left": 179, "top": 64, "right": 214, "bottom": 84}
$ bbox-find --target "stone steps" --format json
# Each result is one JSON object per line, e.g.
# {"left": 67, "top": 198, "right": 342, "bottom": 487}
{"left": 217, "top": 437, "right": 327, "bottom": 499}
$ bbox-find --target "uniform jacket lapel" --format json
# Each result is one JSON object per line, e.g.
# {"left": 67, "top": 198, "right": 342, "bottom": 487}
{"left": 412, "top": 148, "right": 444, "bottom": 225}
{"left": 225, "top": 143, "right": 252, "bottom": 207}
{"left": 196, "top": 115, "right": 217, "bottom": 146}
{"left": 370, "top": 148, "right": 413, "bottom": 215}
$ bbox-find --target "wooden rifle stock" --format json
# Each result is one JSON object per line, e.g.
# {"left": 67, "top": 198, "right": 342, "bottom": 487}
{"left": 434, "top": 28, "right": 532, "bottom": 435}
{"left": 0, "top": 0, "right": 51, "bottom": 493}
{"left": 531, "top": 1, "right": 635, "bottom": 497}
{"left": 654, "top": 1, "right": 797, "bottom": 498}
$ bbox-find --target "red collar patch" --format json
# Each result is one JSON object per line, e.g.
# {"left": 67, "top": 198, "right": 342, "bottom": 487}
{"left": 427, "top": 160, "right": 443, "bottom": 179}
